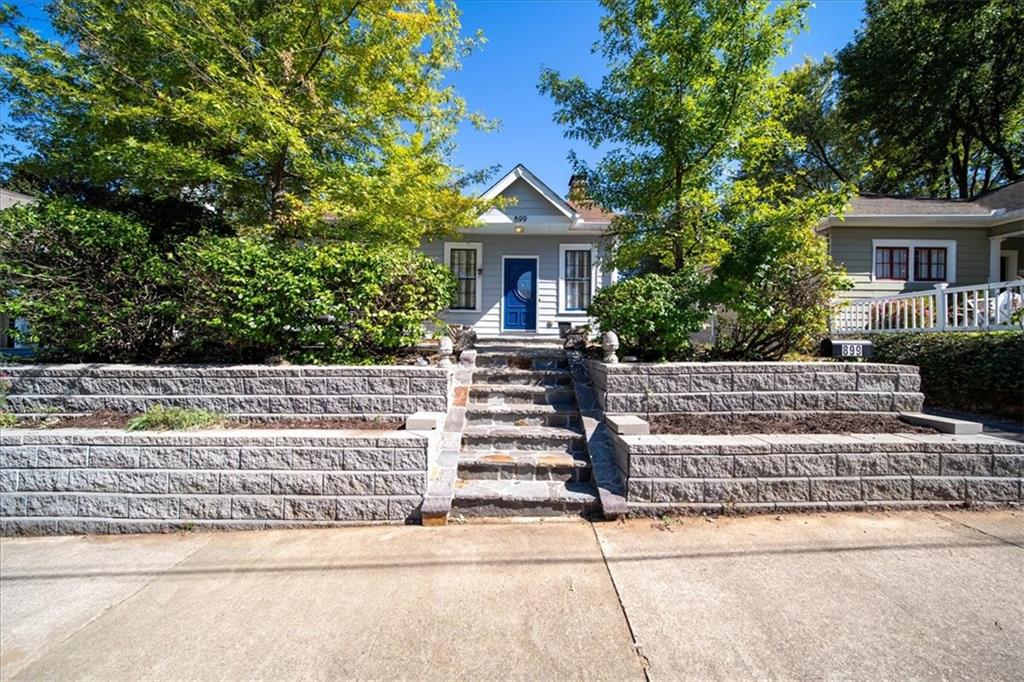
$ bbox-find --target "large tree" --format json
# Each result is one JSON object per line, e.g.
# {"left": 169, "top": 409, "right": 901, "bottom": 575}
{"left": 1, "top": 0, "right": 490, "bottom": 243}
{"left": 539, "top": 0, "right": 809, "bottom": 273}
{"left": 837, "top": 0, "right": 1024, "bottom": 198}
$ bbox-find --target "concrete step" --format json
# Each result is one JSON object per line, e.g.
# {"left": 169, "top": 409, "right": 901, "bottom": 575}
{"left": 464, "top": 404, "right": 581, "bottom": 428}
{"left": 457, "top": 449, "right": 591, "bottom": 482}
{"left": 472, "top": 368, "right": 571, "bottom": 387}
{"left": 469, "top": 384, "right": 576, "bottom": 406}
{"left": 452, "top": 479, "right": 600, "bottom": 517}
{"left": 461, "top": 424, "right": 585, "bottom": 453}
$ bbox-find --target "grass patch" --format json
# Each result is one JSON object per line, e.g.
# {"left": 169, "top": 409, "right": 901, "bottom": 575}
{"left": 126, "top": 404, "right": 224, "bottom": 432}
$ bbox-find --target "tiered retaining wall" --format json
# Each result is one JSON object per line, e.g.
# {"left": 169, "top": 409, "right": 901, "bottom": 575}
{"left": 1, "top": 365, "right": 450, "bottom": 419}
{"left": 587, "top": 361, "right": 924, "bottom": 414}
{"left": 0, "top": 428, "right": 438, "bottom": 535}
{"left": 612, "top": 432, "right": 1023, "bottom": 514}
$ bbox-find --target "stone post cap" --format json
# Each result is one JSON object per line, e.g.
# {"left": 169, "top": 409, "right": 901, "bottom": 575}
{"left": 606, "top": 414, "right": 650, "bottom": 436}
{"left": 405, "top": 411, "right": 444, "bottom": 431}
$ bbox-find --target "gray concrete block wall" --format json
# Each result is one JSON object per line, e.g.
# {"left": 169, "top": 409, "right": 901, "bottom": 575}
{"left": 587, "top": 361, "right": 924, "bottom": 414}
{"left": 2, "top": 365, "right": 450, "bottom": 418}
{"left": 0, "top": 429, "right": 437, "bottom": 535}
{"left": 613, "top": 433, "right": 1024, "bottom": 514}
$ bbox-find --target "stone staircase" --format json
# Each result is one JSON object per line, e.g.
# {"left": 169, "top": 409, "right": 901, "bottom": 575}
{"left": 452, "top": 338, "right": 600, "bottom": 517}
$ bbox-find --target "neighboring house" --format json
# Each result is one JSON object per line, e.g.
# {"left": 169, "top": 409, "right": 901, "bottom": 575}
{"left": 421, "top": 164, "right": 615, "bottom": 336}
{"left": 1, "top": 189, "right": 37, "bottom": 353}
{"left": 818, "top": 180, "right": 1024, "bottom": 300}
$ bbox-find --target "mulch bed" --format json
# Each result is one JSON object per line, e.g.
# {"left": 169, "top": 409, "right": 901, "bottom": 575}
{"left": 648, "top": 412, "right": 938, "bottom": 435}
{"left": 10, "top": 411, "right": 404, "bottom": 431}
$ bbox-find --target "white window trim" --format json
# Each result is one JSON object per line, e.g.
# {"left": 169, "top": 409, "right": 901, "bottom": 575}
{"left": 443, "top": 242, "right": 483, "bottom": 312}
{"left": 871, "top": 239, "right": 957, "bottom": 283}
{"left": 558, "top": 243, "right": 600, "bottom": 314}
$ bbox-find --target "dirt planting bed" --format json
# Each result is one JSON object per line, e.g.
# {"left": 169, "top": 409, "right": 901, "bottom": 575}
{"left": 648, "top": 412, "right": 938, "bottom": 436}
{"left": 9, "top": 411, "right": 404, "bottom": 431}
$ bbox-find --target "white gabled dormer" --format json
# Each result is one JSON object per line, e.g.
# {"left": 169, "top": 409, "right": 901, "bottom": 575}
{"left": 473, "top": 164, "right": 607, "bottom": 235}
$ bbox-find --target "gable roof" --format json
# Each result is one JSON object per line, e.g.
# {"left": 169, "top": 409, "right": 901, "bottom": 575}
{"left": 480, "top": 164, "right": 579, "bottom": 221}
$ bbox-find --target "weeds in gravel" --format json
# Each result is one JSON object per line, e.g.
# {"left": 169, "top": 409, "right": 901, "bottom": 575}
{"left": 126, "top": 404, "right": 224, "bottom": 431}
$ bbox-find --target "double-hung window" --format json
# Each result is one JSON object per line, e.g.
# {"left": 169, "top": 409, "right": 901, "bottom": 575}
{"left": 560, "top": 245, "right": 596, "bottom": 313}
{"left": 874, "top": 247, "right": 909, "bottom": 280}
{"left": 914, "top": 247, "right": 947, "bottom": 282}
{"left": 443, "top": 243, "right": 482, "bottom": 311}
{"left": 871, "top": 240, "right": 956, "bottom": 283}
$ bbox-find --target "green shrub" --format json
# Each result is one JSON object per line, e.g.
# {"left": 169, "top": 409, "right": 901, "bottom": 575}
{"left": 0, "top": 200, "right": 180, "bottom": 361}
{"left": 707, "top": 201, "right": 851, "bottom": 360}
{"left": 871, "top": 332, "right": 1024, "bottom": 421}
{"left": 126, "top": 404, "right": 224, "bottom": 431}
{"left": 589, "top": 270, "right": 709, "bottom": 361}
{"left": 0, "top": 200, "right": 454, "bottom": 364}
{"left": 177, "top": 238, "right": 455, "bottom": 363}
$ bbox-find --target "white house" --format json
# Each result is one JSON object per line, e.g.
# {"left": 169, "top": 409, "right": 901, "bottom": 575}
{"left": 421, "top": 164, "right": 615, "bottom": 336}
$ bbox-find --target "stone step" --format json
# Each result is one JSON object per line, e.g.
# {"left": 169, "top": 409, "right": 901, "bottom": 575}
{"left": 461, "top": 424, "right": 585, "bottom": 453}
{"left": 469, "top": 384, "right": 576, "bottom": 406}
{"left": 476, "top": 336, "right": 563, "bottom": 347}
{"left": 452, "top": 479, "right": 600, "bottom": 517}
{"left": 457, "top": 449, "right": 591, "bottom": 482}
{"left": 474, "top": 352, "right": 568, "bottom": 371}
{"left": 472, "top": 368, "right": 571, "bottom": 387}
{"left": 464, "top": 404, "right": 581, "bottom": 428}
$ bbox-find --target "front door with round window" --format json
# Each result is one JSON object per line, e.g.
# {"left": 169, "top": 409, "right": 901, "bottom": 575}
{"left": 503, "top": 258, "right": 537, "bottom": 331}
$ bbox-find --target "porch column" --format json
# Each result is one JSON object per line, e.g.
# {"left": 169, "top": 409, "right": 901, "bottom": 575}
{"left": 989, "top": 236, "right": 1004, "bottom": 282}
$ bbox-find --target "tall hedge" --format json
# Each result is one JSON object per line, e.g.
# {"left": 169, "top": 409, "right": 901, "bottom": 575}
{"left": 0, "top": 201, "right": 454, "bottom": 363}
{"left": 871, "top": 332, "right": 1024, "bottom": 421}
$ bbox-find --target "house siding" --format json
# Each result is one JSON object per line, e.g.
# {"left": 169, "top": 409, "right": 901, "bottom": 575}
{"left": 423, "top": 234, "right": 611, "bottom": 335}
{"left": 829, "top": 226, "right": 991, "bottom": 299}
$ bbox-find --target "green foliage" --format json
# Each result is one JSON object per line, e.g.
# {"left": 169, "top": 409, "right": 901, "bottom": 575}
{"left": 540, "top": 0, "right": 809, "bottom": 274}
{"left": 708, "top": 155, "right": 853, "bottom": 360}
{"left": 126, "top": 405, "right": 224, "bottom": 432}
{"left": 741, "top": 57, "right": 870, "bottom": 197}
{"left": 178, "top": 238, "right": 455, "bottom": 363}
{"left": 0, "top": 375, "right": 15, "bottom": 428}
{"left": 1, "top": 0, "right": 492, "bottom": 242}
{"left": 589, "top": 270, "right": 709, "bottom": 361}
{"left": 0, "top": 200, "right": 180, "bottom": 362}
{"left": 870, "top": 332, "right": 1024, "bottom": 421}
{"left": 836, "top": 0, "right": 1024, "bottom": 197}
{"left": 1, "top": 200, "right": 454, "bottom": 363}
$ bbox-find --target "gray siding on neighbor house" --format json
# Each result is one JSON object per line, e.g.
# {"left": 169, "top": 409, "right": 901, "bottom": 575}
{"left": 422, "top": 234, "right": 612, "bottom": 336}
{"left": 829, "top": 226, "right": 991, "bottom": 299}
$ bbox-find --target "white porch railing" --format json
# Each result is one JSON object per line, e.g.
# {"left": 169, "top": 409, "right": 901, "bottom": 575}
{"left": 831, "top": 280, "right": 1024, "bottom": 334}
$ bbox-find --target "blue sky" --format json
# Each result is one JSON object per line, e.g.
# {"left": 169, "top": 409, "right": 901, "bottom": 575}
{"left": 451, "top": 0, "right": 865, "bottom": 192}
{"left": 4, "top": 0, "right": 866, "bottom": 191}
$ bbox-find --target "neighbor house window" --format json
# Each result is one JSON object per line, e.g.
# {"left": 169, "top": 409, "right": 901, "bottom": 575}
{"left": 875, "top": 246, "right": 909, "bottom": 280}
{"left": 914, "top": 247, "right": 947, "bottom": 282}
{"left": 871, "top": 240, "right": 956, "bottom": 283}
{"left": 559, "top": 244, "right": 597, "bottom": 313}
{"left": 450, "top": 249, "right": 477, "bottom": 309}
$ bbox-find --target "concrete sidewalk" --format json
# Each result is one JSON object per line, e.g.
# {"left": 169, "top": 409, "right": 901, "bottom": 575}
{"left": 2, "top": 511, "right": 1022, "bottom": 681}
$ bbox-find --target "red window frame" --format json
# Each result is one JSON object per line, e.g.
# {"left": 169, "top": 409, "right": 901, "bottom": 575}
{"left": 914, "top": 247, "right": 947, "bottom": 282}
{"left": 875, "top": 246, "right": 909, "bottom": 280}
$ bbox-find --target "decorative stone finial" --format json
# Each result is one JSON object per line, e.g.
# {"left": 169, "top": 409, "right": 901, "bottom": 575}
{"left": 438, "top": 336, "right": 454, "bottom": 367}
{"left": 601, "top": 331, "right": 619, "bottom": 364}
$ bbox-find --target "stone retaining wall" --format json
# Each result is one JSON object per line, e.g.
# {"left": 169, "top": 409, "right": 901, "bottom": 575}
{"left": 612, "top": 432, "right": 1023, "bottom": 514}
{"left": 0, "top": 428, "right": 438, "bottom": 535}
{"left": 587, "top": 361, "right": 924, "bottom": 414}
{"left": 1, "top": 365, "right": 450, "bottom": 419}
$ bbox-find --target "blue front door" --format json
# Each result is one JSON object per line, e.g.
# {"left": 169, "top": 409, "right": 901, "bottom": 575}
{"left": 503, "top": 258, "right": 537, "bottom": 331}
